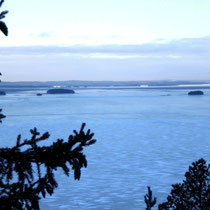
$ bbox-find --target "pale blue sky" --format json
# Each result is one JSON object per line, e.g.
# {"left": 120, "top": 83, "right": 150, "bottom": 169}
{"left": 2, "top": 0, "right": 210, "bottom": 45}
{"left": 0, "top": 0, "right": 210, "bottom": 81}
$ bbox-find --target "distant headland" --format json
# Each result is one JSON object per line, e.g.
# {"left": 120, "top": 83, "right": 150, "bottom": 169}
{"left": 0, "top": 80, "right": 210, "bottom": 93}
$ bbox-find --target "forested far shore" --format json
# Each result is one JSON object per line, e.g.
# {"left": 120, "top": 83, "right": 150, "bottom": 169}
{"left": 1, "top": 80, "right": 210, "bottom": 87}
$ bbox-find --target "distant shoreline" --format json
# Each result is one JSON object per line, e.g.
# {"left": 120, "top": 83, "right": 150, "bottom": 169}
{"left": 1, "top": 80, "right": 210, "bottom": 87}
{"left": 1, "top": 84, "right": 210, "bottom": 94}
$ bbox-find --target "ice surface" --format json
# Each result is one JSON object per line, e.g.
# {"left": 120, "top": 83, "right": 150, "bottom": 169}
{"left": 0, "top": 89, "right": 209, "bottom": 209}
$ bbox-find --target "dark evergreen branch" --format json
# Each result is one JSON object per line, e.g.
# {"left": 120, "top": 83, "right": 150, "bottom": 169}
{"left": 0, "top": 0, "right": 8, "bottom": 36}
{"left": 0, "top": 0, "right": 4, "bottom": 8}
{"left": 0, "top": 109, "right": 6, "bottom": 123}
{"left": 144, "top": 186, "right": 157, "bottom": 210}
{"left": 0, "top": 123, "right": 96, "bottom": 209}
{"left": 0, "top": 74, "right": 5, "bottom": 122}
{"left": 0, "top": 10, "right": 8, "bottom": 19}
{"left": 158, "top": 158, "right": 210, "bottom": 209}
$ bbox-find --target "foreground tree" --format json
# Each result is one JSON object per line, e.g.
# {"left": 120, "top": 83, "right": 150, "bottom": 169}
{"left": 144, "top": 159, "right": 210, "bottom": 209}
{"left": 0, "top": 123, "right": 96, "bottom": 209}
{"left": 0, "top": 73, "right": 6, "bottom": 122}
{"left": 0, "top": 2, "right": 96, "bottom": 209}
{"left": 0, "top": 0, "right": 7, "bottom": 120}
{"left": 158, "top": 158, "right": 210, "bottom": 209}
{"left": 0, "top": 109, "right": 5, "bottom": 122}
{"left": 0, "top": 0, "right": 8, "bottom": 36}
{"left": 144, "top": 186, "right": 157, "bottom": 210}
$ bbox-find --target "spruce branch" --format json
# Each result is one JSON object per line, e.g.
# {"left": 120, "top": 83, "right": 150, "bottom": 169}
{"left": 0, "top": 123, "right": 96, "bottom": 209}
{"left": 144, "top": 186, "right": 157, "bottom": 210}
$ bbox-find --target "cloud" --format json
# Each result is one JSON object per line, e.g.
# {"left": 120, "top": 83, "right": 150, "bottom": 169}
{"left": 0, "top": 36, "right": 210, "bottom": 81}
{"left": 0, "top": 36, "right": 210, "bottom": 59}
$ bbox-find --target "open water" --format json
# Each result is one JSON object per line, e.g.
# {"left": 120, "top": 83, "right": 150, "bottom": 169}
{"left": 0, "top": 88, "right": 209, "bottom": 209}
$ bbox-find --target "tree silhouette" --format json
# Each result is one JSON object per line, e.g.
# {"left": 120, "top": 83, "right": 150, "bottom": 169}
{"left": 144, "top": 186, "right": 157, "bottom": 210}
{"left": 0, "top": 123, "right": 96, "bottom": 209}
{"left": 0, "top": 0, "right": 7, "bottom": 120}
{"left": 159, "top": 158, "right": 210, "bottom": 209}
{"left": 0, "top": 0, "right": 7, "bottom": 121}
{"left": 0, "top": 0, "right": 8, "bottom": 36}
{"left": 0, "top": 108, "right": 5, "bottom": 123}
{"left": 0, "top": 2, "right": 96, "bottom": 209}
{"left": 0, "top": 73, "right": 6, "bottom": 122}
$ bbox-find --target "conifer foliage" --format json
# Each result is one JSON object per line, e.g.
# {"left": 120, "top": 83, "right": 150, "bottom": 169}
{"left": 0, "top": 0, "right": 8, "bottom": 36}
{"left": 144, "top": 186, "right": 157, "bottom": 210}
{"left": 0, "top": 2, "right": 96, "bottom": 209}
{"left": 0, "top": 108, "right": 5, "bottom": 122}
{"left": 0, "top": 74, "right": 5, "bottom": 122}
{"left": 0, "top": 123, "right": 96, "bottom": 209}
{"left": 0, "top": 0, "right": 7, "bottom": 120}
{"left": 159, "top": 158, "right": 210, "bottom": 209}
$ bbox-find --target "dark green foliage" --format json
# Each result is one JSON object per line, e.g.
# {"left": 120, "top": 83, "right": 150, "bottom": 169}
{"left": 0, "top": 108, "right": 5, "bottom": 122}
{"left": 0, "top": 0, "right": 5, "bottom": 7}
{"left": 0, "top": 123, "right": 96, "bottom": 209}
{"left": 159, "top": 158, "right": 210, "bottom": 209}
{"left": 0, "top": 0, "right": 8, "bottom": 36}
{"left": 0, "top": 74, "right": 5, "bottom": 122}
{"left": 144, "top": 186, "right": 157, "bottom": 210}
{"left": 0, "top": 2, "right": 96, "bottom": 209}
{"left": 0, "top": 21, "right": 8, "bottom": 36}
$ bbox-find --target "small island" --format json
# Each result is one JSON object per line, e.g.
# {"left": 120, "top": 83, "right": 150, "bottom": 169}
{"left": 47, "top": 89, "right": 75, "bottom": 94}
{"left": 188, "top": 90, "right": 204, "bottom": 95}
{"left": 0, "top": 91, "right": 6, "bottom": 95}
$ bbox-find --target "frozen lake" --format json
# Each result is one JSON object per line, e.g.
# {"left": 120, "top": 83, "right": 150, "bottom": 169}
{"left": 0, "top": 88, "right": 209, "bottom": 209}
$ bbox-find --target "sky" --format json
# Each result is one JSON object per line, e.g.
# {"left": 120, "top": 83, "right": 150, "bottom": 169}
{"left": 0, "top": 0, "right": 210, "bottom": 81}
